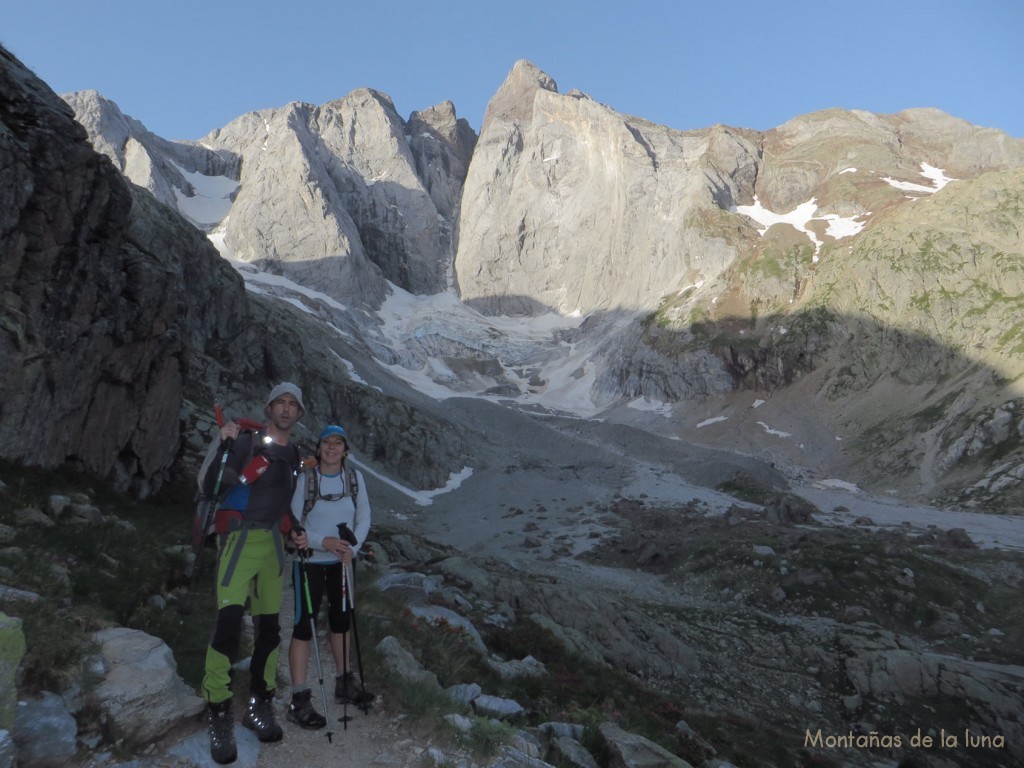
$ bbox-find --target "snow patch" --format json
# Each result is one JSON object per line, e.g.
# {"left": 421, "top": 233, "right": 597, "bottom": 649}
{"left": 757, "top": 422, "right": 791, "bottom": 438}
{"left": 881, "top": 162, "right": 956, "bottom": 194}
{"left": 352, "top": 456, "right": 473, "bottom": 507}
{"left": 374, "top": 284, "right": 606, "bottom": 415}
{"left": 169, "top": 160, "right": 237, "bottom": 226}
{"left": 228, "top": 260, "right": 352, "bottom": 315}
{"left": 329, "top": 349, "right": 373, "bottom": 388}
{"left": 733, "top": 196, "right": 868, "bottom": 261}
{"left": 627, "top": 398, "right": 673, "bottom": 417}
{"left": 697, "top": 416, "right": 728, "bottom": 428}
{"left": 813, "top": 478, "right": 861, "bottom": 493}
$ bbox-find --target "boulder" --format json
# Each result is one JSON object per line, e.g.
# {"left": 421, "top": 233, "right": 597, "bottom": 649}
{"left": 487, "top": 655, "right": 547, "bottom": 680}
{"left": 0, "top": 730, "right": 13, "bottom": 768}
{"left": 12, "top": 693, "right": 76, "bottom": 767}
{"left": 844, "top": 647, "right": 1024, "bottom": 761}
{"left": 599, "top": 721, "right": 694, "bottom": 768}
{"left": 444, "top": 683, "right": 481, "bottom": 707}
{"left": 550, "top": 733, "right": 600, "bottom": 768}
{"left": 409, "top": 605, "right": 486, "bottom": 652}
{"left": 490, "top": 744, "right": 558, "bottom": 768}
{"left": 472, "top": 693, "right": 524, "bottom": 720}
{"left": 376, "top": 636, "right": 441, "bottom": 691}
{"left": 88, "top": 627, "right": 205, "bottom": 744}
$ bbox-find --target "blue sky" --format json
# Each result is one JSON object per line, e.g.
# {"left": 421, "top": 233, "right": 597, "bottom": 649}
{"left": 2, "top": 0, "right": 1021, "bottom": 141}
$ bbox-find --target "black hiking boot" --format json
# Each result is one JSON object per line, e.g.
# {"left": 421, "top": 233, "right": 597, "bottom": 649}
{"left": 286, "top": 689, "right": 326, "bottom": 729}
{"left": 243, "top": 690, "right": 283, "bottom": 742}
{"left": 335, "top": 670, "right": 376, "bottom": 706}
{"left": 207, "top": 700, "right": 237, "bottom": 765}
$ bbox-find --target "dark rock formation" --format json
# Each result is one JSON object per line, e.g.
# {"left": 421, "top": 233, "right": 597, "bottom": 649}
{"left": 0, "top": 45, "right": 244, "bottom": 497}
{"left": 0, "top": 45, "right": 469, "bottom": 496}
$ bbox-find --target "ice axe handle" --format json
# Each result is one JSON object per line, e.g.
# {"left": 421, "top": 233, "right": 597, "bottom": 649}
{"left": 213, "top": 405, "right": 235, "bottom": 451}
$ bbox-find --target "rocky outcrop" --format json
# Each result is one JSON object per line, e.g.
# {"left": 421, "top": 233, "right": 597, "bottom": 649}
{"left": 196, "top": 89, "right": 466, "bottom": 302}
{"left": 407, "top": 100, "right": 477, "bottom": 219}
{"left": 65, "top": 89, "right": 479, "bottom": 307}
{"left": 88, "top": 627, "right": 205, "bottom": 745}
{"left": 2, "top": 46, "right": 471, "bottom": 495}
{"left": 431, "top": 555, "right": 700, "bottom": 680}
{"left": 454, "top": 60, "right": 758, "bottom": 317}
{"left": 10, "top": 629, "right": 207, "bottom": 766}
{"left": 0, "top": 46, "right": 245, "bottom": 497}
{"left": 600, "top": 722, "right": 695, "bottom": 768}
{"left": 61, "top": 90, "right": 241, "bottom": 231}
{"left": 843, "top": 638, "right": 1024, "bottom": 763}
{"left": 55, "top": 54, "right": 1024, "bottom": 504}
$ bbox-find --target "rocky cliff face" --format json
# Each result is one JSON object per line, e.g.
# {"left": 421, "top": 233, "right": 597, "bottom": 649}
{"left": 43, "top": 56, "right": 1024, "bottom": 508}
{"left": 446, "top": 61, "right": 1024, "bottom": 507}
{"left": 6, "top": 49, "right": 1024, "bottom": 768}
{"left": 0, "top": 48, "right": 244, "bottom": 496}
{"left": 0, "top": 47, "right": 470, "bottom": 495}
{"left": 68, "top": 86, "right": 477, "bottom": 307}
{"left": 627, "top": 135, "right": 1024, "bottom": 507}
{"left": 205, "top": 87, "right": 472, "bottom": 300}
{"left": 454, "top": 60, "right": 759, "bottom": 317}
{"left": 61, "top": 90, "right": 240, "bottom": 230}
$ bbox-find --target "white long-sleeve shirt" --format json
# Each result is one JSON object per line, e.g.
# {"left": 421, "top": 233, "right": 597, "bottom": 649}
{"left": 290, "top": 464, "right": 371, "bottom": 565}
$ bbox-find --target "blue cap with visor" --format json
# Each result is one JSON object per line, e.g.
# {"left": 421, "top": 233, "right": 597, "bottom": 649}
{"left": 318, "top": 425, "right": 348, "bottom": 441}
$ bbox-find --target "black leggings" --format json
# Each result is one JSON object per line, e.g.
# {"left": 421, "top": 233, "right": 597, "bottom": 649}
{"left": 291, "top": 560, "right": 351, "bottom": 639}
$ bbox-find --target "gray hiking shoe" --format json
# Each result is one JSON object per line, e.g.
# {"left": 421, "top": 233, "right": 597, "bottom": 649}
{"left": 335, "top": 670, "right": 376, "bottom": 706}
{"left": 243, "top": 691, "right": 283, "bottom": 742}
{"left": 207, "top": 700, "right": 237, "bottom": 765}
{"left": 286, "top": 689, "right": 326, "bottom": 729}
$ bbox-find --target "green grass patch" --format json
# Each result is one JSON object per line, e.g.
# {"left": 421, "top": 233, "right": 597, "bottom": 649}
{"left": 0, "top": 458, "right": 204, "bottom": 691}
{"left": 461, "top": 716, "right": 516, "bottom": 758}
{"left": 716, "top": 474, "right": 779, "bottom": 505}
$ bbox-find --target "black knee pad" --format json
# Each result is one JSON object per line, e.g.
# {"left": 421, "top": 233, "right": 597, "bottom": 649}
{"left": 253, "top": 613, "right": 281, "bottom": 649}
{"left": 210, "top": 604, "right": 245, "bottom": 658}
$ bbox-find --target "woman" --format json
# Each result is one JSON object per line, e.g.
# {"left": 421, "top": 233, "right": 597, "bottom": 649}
{"left": 286, "top": 424, "right": 374, "bottom": 729}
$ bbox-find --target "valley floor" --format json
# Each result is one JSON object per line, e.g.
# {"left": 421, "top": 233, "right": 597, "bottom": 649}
{"left": 364, "top": 403, "right": 1023, "bottom": 768}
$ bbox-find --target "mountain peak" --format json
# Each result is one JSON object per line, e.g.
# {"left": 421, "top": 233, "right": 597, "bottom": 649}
{"left": 483, "top": 59, "right": 558, "bottom": 126}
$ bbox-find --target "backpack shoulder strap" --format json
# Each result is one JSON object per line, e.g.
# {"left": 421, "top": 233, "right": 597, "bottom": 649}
{"left": 348, "top": 465, "right": 359, "bottom": 506}
{"left": 301, "top": 464, "right": 318, "bottom": 525}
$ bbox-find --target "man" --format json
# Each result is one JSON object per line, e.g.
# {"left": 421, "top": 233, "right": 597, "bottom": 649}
{"left": 286, "top": 424, "right": 374, "bottom": 729}
{"left": 201, "top": 382, "right": 308, "bottom": 765}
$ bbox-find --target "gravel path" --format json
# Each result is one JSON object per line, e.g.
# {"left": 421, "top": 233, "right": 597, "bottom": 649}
{"left": 253, "top": 570, "right": 444, "bottom": 768}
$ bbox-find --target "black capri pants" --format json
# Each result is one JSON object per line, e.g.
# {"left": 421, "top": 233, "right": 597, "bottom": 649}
{"left": 291, "top": 560, "right": 352, "bottom": 640}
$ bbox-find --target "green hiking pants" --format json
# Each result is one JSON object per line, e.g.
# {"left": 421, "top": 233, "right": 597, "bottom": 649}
{"left": 202, "top": 529, "right": 284, "bottom": 703}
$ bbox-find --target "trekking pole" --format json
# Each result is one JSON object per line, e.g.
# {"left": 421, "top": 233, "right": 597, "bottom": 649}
{"left": 190, "top": 405, "right": 231, "bottom": 585}
{"left": 339, "top": 615, "right": 350, "bottom": 728}
{"left": 343, "top": 561, "right": 372, "bottom": 714}
{"left": 299, "top": 553, "right": 334, "bottom": 743}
